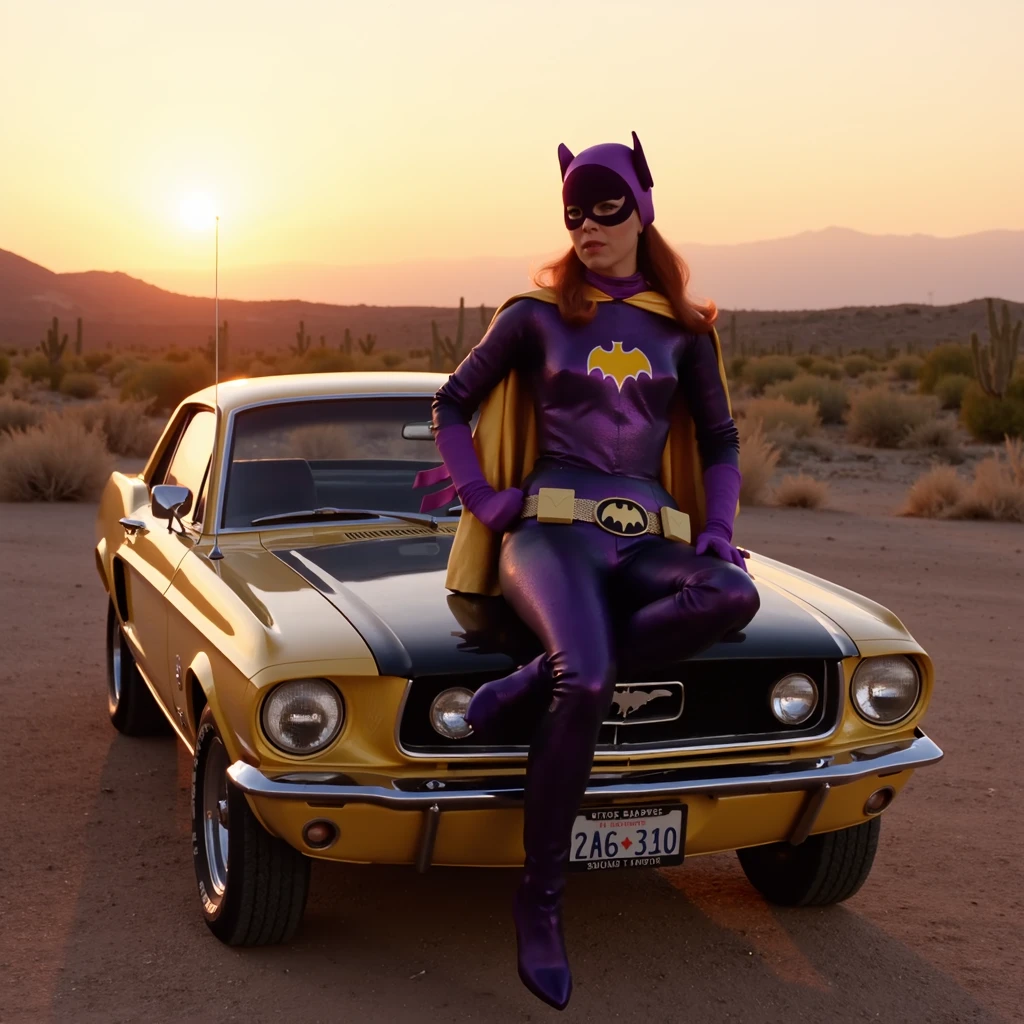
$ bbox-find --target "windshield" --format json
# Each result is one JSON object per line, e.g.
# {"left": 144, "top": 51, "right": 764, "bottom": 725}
{"left": 220, "top": 396, "right": 450, "bottom": 529}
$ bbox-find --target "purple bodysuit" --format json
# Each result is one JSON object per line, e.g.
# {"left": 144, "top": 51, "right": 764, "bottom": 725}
{"left": 429, "top": 277, "right": 759, "bottom": 1011}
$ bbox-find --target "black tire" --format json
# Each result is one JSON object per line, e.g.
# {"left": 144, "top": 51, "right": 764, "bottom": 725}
{"left": 737, "top": 816, "right": 881, "bottom": 907}
{"left": 106, "top": 600, "right": 170, "bottom": 736}
{"left": 191, "top": 704, "right": 310, "bottom": 945}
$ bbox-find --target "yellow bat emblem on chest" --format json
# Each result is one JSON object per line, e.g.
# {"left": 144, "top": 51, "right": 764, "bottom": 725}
{"left": 587, "top": 341, "right": 653, "bottom": 390}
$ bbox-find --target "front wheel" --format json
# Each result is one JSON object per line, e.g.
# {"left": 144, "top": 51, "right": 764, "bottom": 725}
{"left": 737, "top": 816, "right": 881, "bottom": 906}
{"left": 191, "top": 705, "right": 310, "bottom": 945}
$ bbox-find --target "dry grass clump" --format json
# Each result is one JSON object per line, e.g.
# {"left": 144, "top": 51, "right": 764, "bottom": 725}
{"left": 901, "top": 418, "right": 960, "bottom": 451}
{"left": 0, "top": 395, "right": 44, "bottom": 435}
{"left": 767, "top": 374, "right": 848, "bottom": 424}
{"left": 902, "top": 439, "right": 1024, "bottom": 522}
{"left": 843, "top": 354, "right": 873, "bottom": 378}
{"left": 902, "top": 466, "right": 966, "bottom": 517}
{"left": 741, "top": 396, "right": 820, "bottom": 440}
{"left": 773, "top": 473, "right": 829, "bottom": 509}
{"left": 806, "top": 358, "right": 843, "bottom": 380}
{"left": 59, "top": 371, "right": 101, "bottom": 399}
{"left": 0, "top": 415, "right": 113, "bottom": 501}
{"left": 72, "top": 399, "right": 163, "bottom": 456}
{"left": 933, "top": 373, "right": 971, "bottom": 410}
{"left": 890, "top": 355, "right": 924, "bottom": 382}
{"left": 738, "top": 418, "right": 780, "bottom": 505}
{"left": 847, "top": 387, "right": 936, "bottom": 447}
{"left": 742, "top": 355, "right": 800, "bottom": 395}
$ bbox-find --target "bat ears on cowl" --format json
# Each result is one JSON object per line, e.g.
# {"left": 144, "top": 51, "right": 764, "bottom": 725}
{"left": 557, "top": 143, "right": 575, "bottom": 181}
{"left": 631, "top": 131, "right": 654, "bottom": 191}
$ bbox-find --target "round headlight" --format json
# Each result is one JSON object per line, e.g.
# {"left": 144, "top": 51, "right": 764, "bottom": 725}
{"left": 851, "top": 656, "right": 920, "bottom": 724}
{"left": 430, "top": 688, "right": 474, "bottom": 739}
{"left": 262, "top": 679, "right": 344, "bottom": 754}
{"left": 769, "top": 673, "right": 819, "bottom": 725}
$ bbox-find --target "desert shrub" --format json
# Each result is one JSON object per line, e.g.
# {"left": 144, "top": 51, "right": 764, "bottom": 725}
{"left": 951, "top": 439, "right": 1024, "bottom": 522}
{"left": 859, "top": 370, "right": 887, "bottom": 388}
{"left": 773, "top": 473, "right": 829, "bottom": 509}
{"left": 0, "top": 396, "right": 44, "bottom": 435}
{"left": 919, "top": 343, "right": 974, "bottom": 394}
{"left": 933, "top": 372, "right": 971, "bottom": 410}
{"left": 18, "top": 352, "right": 53, "bottom": 384}
{"left": 72, "top": 399, "right": 162, "bottom": 456}
{"left": 890, "top": 355, "right": 924, "bottom": 382}
{"left": 959, "top": 379, "right": 1024, "bottom": 441}
{"left": 120, "top": 357, "right": 212, "bottom": 413}
{"left": 83, "top": 351, "right": 112, "bottom": 372}
{"left": 795, "top": 354, "right": 815, "bottom": 370}
{"left": 100, "top": 355, "right": 137, "bottom": 381}
{"left": 767, "top": 374, "right": 848, "bottom": 424}
{"left": 742, "top": 355, "right": 800, "bottom": 395}
{"left": 741, "top": 396, "right": 820, "bottom": 439}
{"left": 843, "top": 355, "right": 873, "bottom": 378}
{"left": 806, "top": 358, "right": 842, "bottom": 380}
{"left": 165, "top": 348, "right": 193, "bottom": 363}
{"left": 902, "top": 466, "right": 966, "bottom": 517}
{"left": 244, "top": 359, "right": 277, "bottom": 378}
{"left": 901, "top": 418, "right": 960, "bottom": 451}
{"left": 738, "top": 418, "right": 780, "bottom": 505}
{"left": 727, "top": 356, "right": 747, "bottom": 382}
{"left": 0, "top": 415, "right": 113, "bottom": 501}
{"left": 847, "top": 387, "right": 936, "bottom": 447}
{"left": 59, "top": 371, "right": 100, "bottom": 399}
{"left": 0, "top": 353, "right": 9, "bottom": 384}
{"left": 290, "top": 350, "right": 357, "bottom": 375}
{"left": 381, "top": 352, "right": 405, "bottom": 370}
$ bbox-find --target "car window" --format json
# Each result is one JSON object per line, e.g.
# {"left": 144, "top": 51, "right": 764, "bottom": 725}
{"left": 221, "top": 397, "right": 445, "bottom": 528}
{"left": 163, "top": 409, "right": 216, "bottom": 519}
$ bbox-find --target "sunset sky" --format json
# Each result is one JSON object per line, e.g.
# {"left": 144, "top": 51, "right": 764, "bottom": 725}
{"left": 2, "top": 0, "right": 1022, "bottom": 301}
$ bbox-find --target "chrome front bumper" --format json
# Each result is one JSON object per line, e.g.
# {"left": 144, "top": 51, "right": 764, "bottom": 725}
{"left": 228, "top": 731, "right": 942, "bottom": 869}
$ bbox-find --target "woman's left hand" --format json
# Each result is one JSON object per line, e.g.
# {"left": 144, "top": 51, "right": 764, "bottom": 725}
{"left": 695, "top": 531, "right": 749, "bottom": 572}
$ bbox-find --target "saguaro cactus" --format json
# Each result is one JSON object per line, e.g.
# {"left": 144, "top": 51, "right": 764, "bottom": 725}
{"left": 204, "top": 320, "right": 230, "bottom": 369}
{"left": 341, "top": 327, "right": 353, "bottom": 356}
{"left": 291, "top": 320, "right": 311, "bottom": 356}
{"left": 358, "top": 333, "right": 376, "bottom": 356}
{"left": 39, "top": 316, "right": 68, "bottom": 388}
{"left": 75, "top": 317, "right": 83, "bottom": 356}
{"left": 971, "top": 297, "right": 1021, "bottom": 398}
{"left": 430, "top": 297, "right": 469, "bottom": 371}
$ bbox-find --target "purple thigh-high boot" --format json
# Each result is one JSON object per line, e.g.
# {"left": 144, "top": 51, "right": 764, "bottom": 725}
{"left": 497, "top": 520, "right": 618, "bottom": 1010}
{"left": 465, "top": 653, "right": 552, "bottom": 741}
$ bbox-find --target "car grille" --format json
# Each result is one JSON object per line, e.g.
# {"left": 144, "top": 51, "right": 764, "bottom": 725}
{"left": 397, "top": 658, "right": 841, "bottom": 756}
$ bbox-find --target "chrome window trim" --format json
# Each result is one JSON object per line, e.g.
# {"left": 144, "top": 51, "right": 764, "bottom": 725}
{"left": 393, "top": 661, "right": 845, "bottom": 762}
{"left": 207, "top": 391, "right": 454, "bottom": 537}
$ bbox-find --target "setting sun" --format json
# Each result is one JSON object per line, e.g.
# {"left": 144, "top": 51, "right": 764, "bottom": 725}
{"left": 178, "top": 191, "right": 217, "bottom": 231}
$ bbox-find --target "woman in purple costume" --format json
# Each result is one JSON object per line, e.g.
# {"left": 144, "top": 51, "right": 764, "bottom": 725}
{"left": 423, "top": 132, "right": 759, "bottom": 1009}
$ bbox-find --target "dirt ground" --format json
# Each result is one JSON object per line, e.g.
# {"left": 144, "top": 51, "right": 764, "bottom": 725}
{"left": 1, "top": 483, "right": 1021, "bottom": 1024}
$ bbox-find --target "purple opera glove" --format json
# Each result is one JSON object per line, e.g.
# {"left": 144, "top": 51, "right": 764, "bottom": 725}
{"left": 418, "top": 423, "right": 524, "bottom": 532}
{"left": 694, "top": 463, "right": 748, "bottom": 572}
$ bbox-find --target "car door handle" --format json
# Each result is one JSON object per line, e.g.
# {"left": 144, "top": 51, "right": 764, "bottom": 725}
{"left": 119, "top": 517, "right": 147, "bottom": 536}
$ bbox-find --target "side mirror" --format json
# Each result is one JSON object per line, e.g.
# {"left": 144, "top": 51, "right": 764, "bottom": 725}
{"left": 151, "top": 484, "right": 193, "bottom": 532}
{"left": 402, "top": 423, "right": 434, "bottom": 441}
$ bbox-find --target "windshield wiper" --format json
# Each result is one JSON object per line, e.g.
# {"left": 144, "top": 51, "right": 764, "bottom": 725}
{"left": 251, "top": 507, "right": 443, "bottom": 529}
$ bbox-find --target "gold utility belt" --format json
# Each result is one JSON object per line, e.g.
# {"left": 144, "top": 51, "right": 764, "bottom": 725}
{"left": 520, "top": 487, "right": 691, "bottom": 542}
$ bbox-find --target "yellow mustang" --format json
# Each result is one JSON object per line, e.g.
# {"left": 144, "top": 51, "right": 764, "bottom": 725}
{"left": 94, "top": 371, "right": 942, "bottom": 946}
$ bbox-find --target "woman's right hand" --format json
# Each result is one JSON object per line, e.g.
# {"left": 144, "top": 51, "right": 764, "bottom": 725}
{"left": 469, "top": 486, "right": 525, "bottom": 533}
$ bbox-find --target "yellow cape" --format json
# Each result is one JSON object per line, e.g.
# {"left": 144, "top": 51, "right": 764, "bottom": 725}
{"left": 444, "top": 285, "right": 733, "bottom": 595}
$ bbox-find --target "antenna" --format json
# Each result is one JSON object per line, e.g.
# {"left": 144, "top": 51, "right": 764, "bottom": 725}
{"left": 209, "top": 213, "right": 224, "bottom": 560}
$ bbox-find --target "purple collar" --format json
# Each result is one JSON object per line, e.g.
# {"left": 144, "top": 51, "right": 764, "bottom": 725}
{"left": 584, "top": 266, "right": 648, "bottom": 300}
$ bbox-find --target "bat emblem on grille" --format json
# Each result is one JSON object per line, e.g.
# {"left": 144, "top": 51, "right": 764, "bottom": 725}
{"left": 587, "top": 341, "right": 653, "bottom": 390}
{"left": 611, "top": 687, "right": 674, "bottom": 718}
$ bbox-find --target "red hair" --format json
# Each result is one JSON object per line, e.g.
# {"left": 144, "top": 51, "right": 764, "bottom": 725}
{"left": 533, "top": 225, "right": 718, "bottom": 333}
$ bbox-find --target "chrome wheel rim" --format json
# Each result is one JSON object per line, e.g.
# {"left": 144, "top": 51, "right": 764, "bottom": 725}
{"left": 108, "top": 611, "right": 123, "bottom": 706}
{"left": 202, "top": 736, "right": 231, "bottom": 896}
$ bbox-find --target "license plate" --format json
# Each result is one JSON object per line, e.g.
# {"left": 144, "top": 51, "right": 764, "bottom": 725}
{"left": 569, "top": 804, "right": 686, "bottom": 871}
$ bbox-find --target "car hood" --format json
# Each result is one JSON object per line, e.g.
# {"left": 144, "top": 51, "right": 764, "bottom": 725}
{"left": 265, "top": 534, "right": 856, "bottom": 678}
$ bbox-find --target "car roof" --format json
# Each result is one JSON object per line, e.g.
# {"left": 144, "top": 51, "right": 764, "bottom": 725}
{"left": 187, "top": 370, "right": 448, "bottom": 415}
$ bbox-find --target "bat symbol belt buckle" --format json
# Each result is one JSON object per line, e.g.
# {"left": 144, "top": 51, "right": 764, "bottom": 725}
{"left": 594, "top": 497, "right": 649, "bottom": 536}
